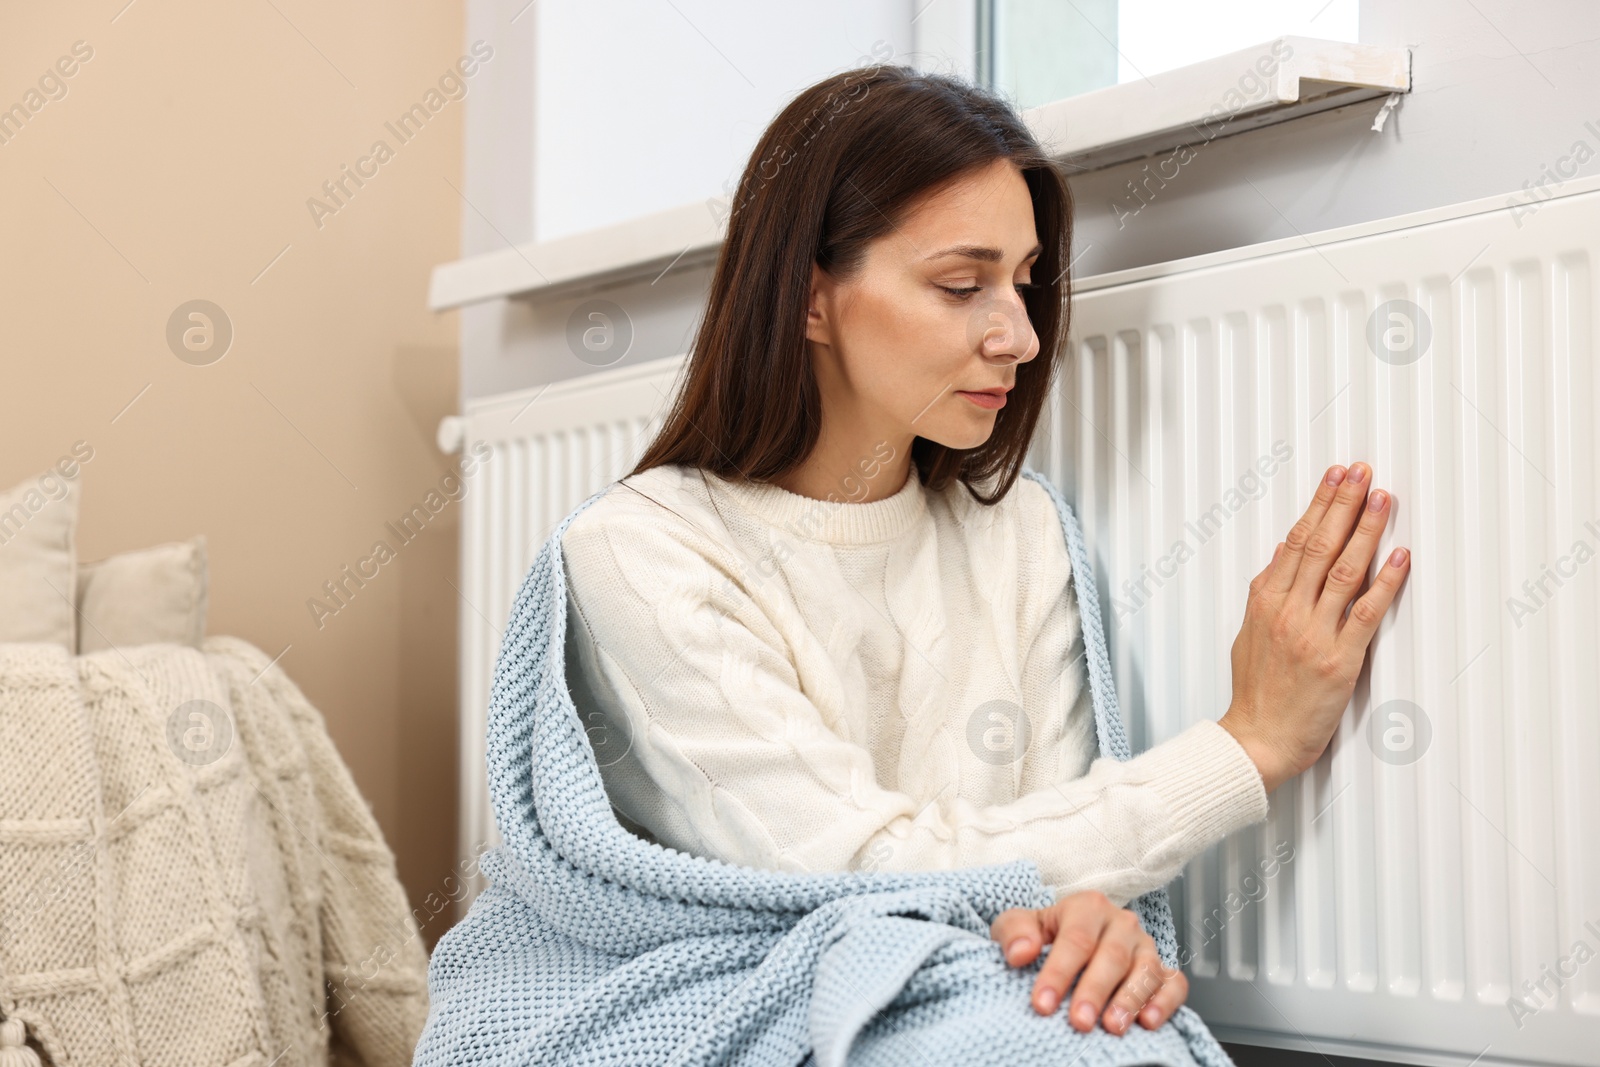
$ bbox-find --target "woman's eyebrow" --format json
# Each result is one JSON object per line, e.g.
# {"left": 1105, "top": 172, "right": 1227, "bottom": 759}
{"left": 924, "top": 241, "right": 1045, "bottom": 263}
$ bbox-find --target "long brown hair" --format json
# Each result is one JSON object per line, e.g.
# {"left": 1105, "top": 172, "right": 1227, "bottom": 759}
{"left": 629, "top": 63, "right": 1073, "bottom": 505}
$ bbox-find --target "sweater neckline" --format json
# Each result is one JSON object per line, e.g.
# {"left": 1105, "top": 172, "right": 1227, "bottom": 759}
{"left": 699, "top": 462, "right": 928, "bottom": 545}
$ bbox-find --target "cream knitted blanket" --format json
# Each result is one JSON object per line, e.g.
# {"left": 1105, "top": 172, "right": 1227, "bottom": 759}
{"left": 0, "top": 637, "right": 428, "bottom": 1066}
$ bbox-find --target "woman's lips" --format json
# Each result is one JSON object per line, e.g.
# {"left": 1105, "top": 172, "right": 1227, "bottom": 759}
{"left": 956, "top": 390, "right": 1006, "bottom": 410}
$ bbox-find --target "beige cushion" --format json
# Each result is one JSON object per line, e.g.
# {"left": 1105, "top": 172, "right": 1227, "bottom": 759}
{"left": 76, "top": 536, "right": 208, "bottom": 653}
{"left": 0, "top": 471, "right": 80, "bottom": 648}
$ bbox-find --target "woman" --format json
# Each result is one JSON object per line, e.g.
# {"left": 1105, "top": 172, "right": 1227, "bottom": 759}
{"left": 559, "top": 64, "right": 1408, "bottom": 1040}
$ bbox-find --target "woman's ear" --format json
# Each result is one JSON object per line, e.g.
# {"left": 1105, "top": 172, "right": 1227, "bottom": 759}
{"left": 805, "top": 261, "right": 835, "bottom": 347}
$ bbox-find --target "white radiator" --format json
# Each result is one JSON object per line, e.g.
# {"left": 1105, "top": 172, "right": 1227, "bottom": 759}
{"left": 449, "top": 176, "right": 1600, "bottom": 1066}
{"left": 1038, "top": 176, "right": 1600, "bottom": 1066}
{"left": 446, "top": 357, "right": 683, "bottom": 901}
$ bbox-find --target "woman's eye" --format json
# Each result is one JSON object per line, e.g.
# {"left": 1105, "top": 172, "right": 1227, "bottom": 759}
{"left": 939, "top": 282, "right": 1041, "bottom": 300}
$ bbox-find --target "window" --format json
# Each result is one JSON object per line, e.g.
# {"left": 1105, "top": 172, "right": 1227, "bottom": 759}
{"left": 977, "top": 0, "right": 1360, "bottom": 110}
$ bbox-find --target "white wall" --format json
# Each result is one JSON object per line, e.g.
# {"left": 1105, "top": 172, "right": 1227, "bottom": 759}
{"left": 532, "top": 1, "right": 908, "bottom": 242}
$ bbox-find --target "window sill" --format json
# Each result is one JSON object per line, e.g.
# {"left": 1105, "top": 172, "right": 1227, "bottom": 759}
{"left": 1030, "top": 35, "right": 1410, "bottom": 173}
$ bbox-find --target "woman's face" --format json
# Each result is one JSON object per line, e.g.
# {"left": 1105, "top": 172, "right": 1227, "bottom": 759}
{"left": 805, "top": 158, "right": 1043, "bottom": 459}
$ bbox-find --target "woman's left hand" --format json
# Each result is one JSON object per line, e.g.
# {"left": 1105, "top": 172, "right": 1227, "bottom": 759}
{"left": 990, "top": 890, "right": 1187, "bottom": 1035}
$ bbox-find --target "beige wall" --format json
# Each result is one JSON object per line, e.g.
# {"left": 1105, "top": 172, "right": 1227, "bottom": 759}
{"left": 2, "top": 2, "right": 470, "bottom": 949}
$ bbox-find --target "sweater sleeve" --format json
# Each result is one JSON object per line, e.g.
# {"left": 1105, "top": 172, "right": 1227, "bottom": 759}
{"left": 1009, "top": 479, "right": 1271, "bottom": 904}
{"left": 561, "top": 502, "right": 1267, "bottom": 909}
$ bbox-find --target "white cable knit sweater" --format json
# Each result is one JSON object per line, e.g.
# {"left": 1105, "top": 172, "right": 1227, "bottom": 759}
{"left": 558, "top": 462, "right": 1270, "bottom": 907}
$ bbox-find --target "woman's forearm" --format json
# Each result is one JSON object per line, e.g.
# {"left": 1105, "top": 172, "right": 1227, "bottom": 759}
{"left": 1028, "top": 718, "right": 1269, "bottom": 904}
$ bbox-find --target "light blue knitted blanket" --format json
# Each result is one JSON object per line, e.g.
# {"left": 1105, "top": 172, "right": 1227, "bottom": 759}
{"left": 413, "top": 466, "right": 1236, "bottom": 1067}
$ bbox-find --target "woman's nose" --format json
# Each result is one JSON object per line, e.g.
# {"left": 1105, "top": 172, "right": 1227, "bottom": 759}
{"left": 969, "top": 290, "right": 1038, "bottom": 364}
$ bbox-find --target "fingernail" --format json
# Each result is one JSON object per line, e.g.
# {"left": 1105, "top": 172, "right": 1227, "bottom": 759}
{"left": 1106, "top": 1005, "right": 1131, "bottom": 1031}
{"left": 1142, "top": 1004, "right": 1163, "bottom": 1026}
{"left": 1389, "top": 547, "right": 1409, "bottom": 567}
{"left": 1325, "top": 466, "right": 1346, "bottom": 486}
{"left": 1006, "top": 938, "right": 1028, "bottom": 962}
{"left": 1348, "top": 464, "right": 1367, "bottom": 484}
{"left": 1368, "top": 489, "right": 1387, "bottom": 512}
{"left": 1073, "top": 1001, "right": 1096, "bottom": 1028}
{"left": 1037, "top": 988, "right": 1058, "bottom": 1012}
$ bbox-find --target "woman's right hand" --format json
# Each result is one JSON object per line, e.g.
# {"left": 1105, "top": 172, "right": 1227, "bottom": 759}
{"left": 1219, "top": 462, "right": 1411, "bottom": 794}
{"left": 992, "top": 891, "right": 1187, "bottom": 1034}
